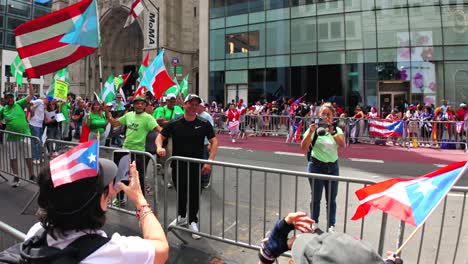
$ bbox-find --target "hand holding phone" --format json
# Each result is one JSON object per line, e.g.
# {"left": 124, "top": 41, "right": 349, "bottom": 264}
{"left": 113, "top": 150, "right": 131, "bottom": 190}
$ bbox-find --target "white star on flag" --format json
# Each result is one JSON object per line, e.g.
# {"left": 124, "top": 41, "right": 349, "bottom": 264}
{"left": 88, "top": 153, "right": 97, "bottom": 163}
{"left": 413, "top": 178, "right": 437, "bottom": 197}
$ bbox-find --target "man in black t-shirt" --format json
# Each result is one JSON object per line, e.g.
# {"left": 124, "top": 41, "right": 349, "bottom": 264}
{"left": 156, "top": 94, "right": 218, "bottom": 240}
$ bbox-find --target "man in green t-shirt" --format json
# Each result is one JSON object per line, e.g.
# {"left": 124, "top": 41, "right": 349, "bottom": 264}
{"left": 153, "top": 93, "right": 184, "bottom": 186}
{"left": 106, "top": 96, "right": 161, "bottom": 202}
{"left": 0, "top": 83, "right": 35, "bottom": 187}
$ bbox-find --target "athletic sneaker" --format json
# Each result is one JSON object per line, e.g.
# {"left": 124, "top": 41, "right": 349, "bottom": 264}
{"left": 328, "top": 226, "right": 336, "bottom": 233}
{"left": 11, "top": 180, "right": 20, "bottom": 188}
{"left": 189, "top": 222, "right": 201, "bottom": 240}
{"left": 202, "top": 181, "right": 210, "bottom": 189}
{"left": 170, "top": 215, "right": 188, "bottom": 226}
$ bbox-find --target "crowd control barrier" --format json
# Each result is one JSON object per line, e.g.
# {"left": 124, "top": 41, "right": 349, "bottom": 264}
{"left": 0, "top": 221, "right": 26, "bottom": 251}
{"left": 162, "top": 156, "right": 468, "bottom": 263}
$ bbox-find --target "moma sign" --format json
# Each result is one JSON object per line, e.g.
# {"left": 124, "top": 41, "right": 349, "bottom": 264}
{"left": 147, "top": 12, "right": 157, "bottom": 49}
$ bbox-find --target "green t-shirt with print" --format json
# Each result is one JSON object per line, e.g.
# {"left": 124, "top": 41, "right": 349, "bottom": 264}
{"left": 89, "top": 112, "right": 107, "bottom": 133}
{"left": 304, "top": 126, "right": 343, "bottom": 163}
{"left": 119, "top": 111, "right": 158, "bottom": 151}
{"left": 0, "top": 98, "right": 31, "bottom": 141}
{"left": 61, "top": 102, "right": 71, "bottom": 123}
{"left": 154, "top": 105, "right": 184, "bottom": 121}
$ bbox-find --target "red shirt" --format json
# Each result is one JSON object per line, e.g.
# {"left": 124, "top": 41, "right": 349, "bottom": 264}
{"left": 456, "top": 108, "right": 467, "bottom": 121}
{"left": 226, "top": 109, "right": 240, "bottom": 122}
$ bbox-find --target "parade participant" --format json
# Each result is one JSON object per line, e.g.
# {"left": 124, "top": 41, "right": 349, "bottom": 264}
{"left": 57, "top": 93, "right": 73, "bottom": 141}
{"left": 0, "top": 81, "right": 35, "bottom": 187}
{"left": 236, "top": 101, "right": 247, "bottom": 139}
{"left": 156, "top": 94, "right": 218, "bottom": 239}
{"left": 197, "top": 99, "right": 215, "bottom": 189}
{"left": 72, "top": 98, "right": 85, "bottom": 140}
{"left": 226, "top": 103, "right": 240, "bottom": 142}
{"left": 85, "top": 101, "right": 108, "bottom": 145}
{"left": 106, "top": 96, "right": 161, "bottom": 204}
{"left": 24, "top": 159, "right": 168, "bottom": 264}
{"left": 29, "top": 93, "right": 52, "bottom": 164}
{"left": 300, "top": 103, "right": 345, "bottom": 233}
{"left": 44, "top": 99, "right": 60, "bottom": 155}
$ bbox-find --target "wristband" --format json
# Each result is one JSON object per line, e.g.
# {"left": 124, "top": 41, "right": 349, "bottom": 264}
{"left": 136, "top": 204, "right": 151, "bottom": 217}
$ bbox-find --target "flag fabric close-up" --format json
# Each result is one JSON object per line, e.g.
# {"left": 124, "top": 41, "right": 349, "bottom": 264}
{"left": 50, "top": 140, "right": 99, "bottom": 188}
{"left": 139, "top": 49, "right": 176, "bottom": 99}
{"left": 138, "top": 53, "right": 149, "bottom": 81}
{"left": 179, "top": 75, "right": 189, "bottom": 98}
{"left": 124, "top": 0, "right": 144, "bottom": 28}
{"left": 10, "top": 55, "right": 25, "bottom": 86}
{"left": 368, "top": 120, "right": 404, "bottom": 138}
{"left": 15, "top": 0, "right": 99, "bottom": 78}
{"left": 164, "top": 77, "right": 179, "bottom": 96}
{"left": 351, "top": 161, "right": 468, "bottom": 227}
{"left": 101, "top": 74, "right": 116, "bottom": 103}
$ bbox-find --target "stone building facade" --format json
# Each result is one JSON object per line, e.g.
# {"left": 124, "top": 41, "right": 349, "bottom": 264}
{"left": 49, "top": 0, "right": 199, "bottom": 99}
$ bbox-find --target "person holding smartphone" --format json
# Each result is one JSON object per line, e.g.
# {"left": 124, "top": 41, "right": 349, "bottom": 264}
{"left": 300, "top": 103, "right": 345, "bottom": 233}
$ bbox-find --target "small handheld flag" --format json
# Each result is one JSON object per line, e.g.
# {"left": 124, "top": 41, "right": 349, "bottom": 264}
{"left": 352, "top": 161, "right": 468, "bottom": 227}
{"left": 50, "top": 140, "right": 99, "bottom": 188}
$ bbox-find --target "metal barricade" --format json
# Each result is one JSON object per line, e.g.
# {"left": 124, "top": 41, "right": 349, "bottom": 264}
{"left": 163, "top": 156, "right": 387, "bottom": 257}
{"left": 0, "top": 130, "right": 42, "bottom": 185}
{"left": 162, "top": 156, "right": 468, "bottom": 263}
{"left": 0, "top": 221, "right": 26, "bottom": 251}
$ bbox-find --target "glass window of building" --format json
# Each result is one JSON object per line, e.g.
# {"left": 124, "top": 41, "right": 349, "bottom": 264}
{"left": 441, "top": 5, "right": 468, "bottom": 45}
{"left": 375, "top": 0, "right": 408, "bottom": 9}
{"left": 318, "top": 14, "right": 344, "bottom": 51}
{"left": 344, "top": 0, "right": 375, "bottom": 12}
{"left": 291, "top": 17, "right": 317, "bottom": 53}
{"left": 266, "top": 0, "right": 289, "bottom": 10}
{"left": 409, "top": 6, "right": 442, "bottom": 46}
{"left": 376, "top": 8, "right": 410, "bottom": 48}
{"left": 346, "top": 11, "right": 377, "bottom": 49}
{"left": 7, "top": 0, "right": 31, "bottom": 18}
{"left": 290, "top": 0, "right": 314, "bottom": 6}
{"left": 0, "top": 16, "right": 3, "bottom": 29}
{"left": 34, "top": 6, "right": 50, "bottom": 18}
{"left": 0, "top": 0, "right": 5, "bottom": 12}
{"left": 225, "top": 31, "right": 259, "bottom": 54}
{"left": 5, "top": 31, "right": 15, "bottom": 47}
{"left": 266, "top": 20, "right": 290, "bottom": 55}
{"left": 226, "top": 0, "right": 248, "bottom": 16}
{"left": 317, "top": 0, "right": 343, "bottom": 15}
{"left": 210, "top": 0, "right": 225, "bottom": 18}
{"left": 249, "top": 0, "right": 264, "bottom": 12}
{"left": 210, "top": 29, "right": 226, "bottom": 60}
{"left": 7, "top": 16, "right": 26, "bottom": 31}
{"left": 408, "top": 0, "right": 440, "bottom": 6}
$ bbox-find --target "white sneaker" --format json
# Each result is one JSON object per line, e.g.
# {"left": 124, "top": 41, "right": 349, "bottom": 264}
{"left": 189, "top": 222, "right": 201, "bottom": 240}
{"left": 409, "top": 143, "right": 413, "bottom": 148}
{"left": 32, "top": 160, "right": 40, "bottom": 165}
{"left": 170, "top": 216, "right": 187, "bottom": 226}
{"left": 167, "top": 182, "right": 173, "bottom": 189}
{"left": 231, "top": 138, "right": 236, "bottom": 143}
{"left": 312, "top": 223, "right": 320, "bottom": 231}
{"left": 11, "top": 180, "right": 20, "bottom": 188}
{"left": 328, "top": 226, "right": 336, "bottom": 233}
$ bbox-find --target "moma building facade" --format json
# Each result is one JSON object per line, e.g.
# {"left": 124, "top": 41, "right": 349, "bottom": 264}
{"left": 201, "top": 0, "right": 468, "bottom": 114}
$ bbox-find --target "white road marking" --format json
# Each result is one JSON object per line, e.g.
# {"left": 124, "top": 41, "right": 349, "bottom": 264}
{"left": 349, "top": 158, "right": 384, "bottom": 163}
{"left": 219, "top": 146, "right": 242, "bottom": 150}
{"left": 434, "top": 164, "right": 448, "bottom": 168}
{"left": 219, "top": 221, "right": 237, "bottom": 236}
{"left": 274, "top": 151, "right": 304, "bottom": 157}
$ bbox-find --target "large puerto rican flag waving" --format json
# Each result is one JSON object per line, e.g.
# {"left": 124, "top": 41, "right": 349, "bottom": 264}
{"left": 352, "top": 161, "right": 468, "bottom": 227}
{"left": 15, "top": 0, "right": 99, "bottom": 78}
{"left": 50, "top": 140, "right": 99, "bottom": 188}
{"left": 139, "top": 49, "right": 176, "bottom": 99}
{"left": 368, "top": 120, "right": 404, "bottom": 138}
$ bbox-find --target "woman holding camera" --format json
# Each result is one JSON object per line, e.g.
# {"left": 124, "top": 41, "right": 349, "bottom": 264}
{"left": 300, "top": 102, "right": 345, "bottom": 233}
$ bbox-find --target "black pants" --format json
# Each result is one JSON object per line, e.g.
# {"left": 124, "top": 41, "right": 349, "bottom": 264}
{"left": 118, "top": 153, "right": 149, "bottom": 200}
{"left": 172, "top": 160, "right": 201, "bottom": 223}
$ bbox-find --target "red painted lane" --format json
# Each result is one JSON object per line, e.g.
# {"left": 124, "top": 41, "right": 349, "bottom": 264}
{"left": 216, "top": 134, "right": 468, "bottom": 165}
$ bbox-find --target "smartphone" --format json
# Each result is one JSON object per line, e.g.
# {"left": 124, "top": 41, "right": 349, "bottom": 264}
{"left": 113, "top": 150, "right": 131, "bottom": 190}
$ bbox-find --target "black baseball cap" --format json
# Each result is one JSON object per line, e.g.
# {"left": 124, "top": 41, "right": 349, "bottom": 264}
{"left": 4, "top": 91, "right": 14, "bottom": 98}
{"left": 184, "top": 94, "right": 202, "bottom": 104}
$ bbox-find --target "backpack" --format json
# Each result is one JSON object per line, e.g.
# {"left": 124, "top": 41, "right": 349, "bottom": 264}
{"left": 0, "top": 229, "right": 110, "bottom": 264}
{"left": 306, "top": 131, "right": 319, "bottom": 161}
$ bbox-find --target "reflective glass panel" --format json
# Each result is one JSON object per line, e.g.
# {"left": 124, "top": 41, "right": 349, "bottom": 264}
{"left": 441, "top": 5, "right": 468, "bottom": 45}
{"left": 409, "top": 6, "right": 442, "bottom": 46}
{"left": 317, "top": 14, "right": 344, "bottom": 51}
{"left": 7, "top": 0, "right": 31, "bottom": 18}
{"left": 210, "top": 0, "right": 225, "bottom": 18}
{"left": 226, "top": 0, "right": 248, "bottom": 16}
{"left": 225, "top": 31, "right": 260, "bottom": 54}
{"left": 210, "top": 29, "right": 225, "bottom": 60}
{"left": 266, "top": 20, "right": 290, "bottom": 55}
{"left": 346, "top": 11, "right": 377, "bottom": 49}
{"left": 291, "top": 17, "right": 317, "bottom": 53}
{"left": 376, "top": 8, "right": 410, "bottom": 48}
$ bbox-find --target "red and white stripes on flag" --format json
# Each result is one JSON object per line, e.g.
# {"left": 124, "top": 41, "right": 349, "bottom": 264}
{"left": 15, "top": 0, "right": 97, "bottom": 78}
{"left": 124, "top": 0, "right": 144, "bottom": 28}
{"left": 134, "top": 85, "right": 148, "bottom": 97}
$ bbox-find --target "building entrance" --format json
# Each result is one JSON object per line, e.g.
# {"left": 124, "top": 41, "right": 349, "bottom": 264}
{"left": 378, "top": 81, "right": 410, "bottom": 118}
{"left": 226, "top": 84, "right": 248, "bottom": 106}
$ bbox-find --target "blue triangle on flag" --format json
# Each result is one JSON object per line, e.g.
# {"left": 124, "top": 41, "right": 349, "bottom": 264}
{"left": 76, "top": 140, "right": 99, "bottom": 171}
{"left": 60, "top": 0, "right": 99, "bottom": 48}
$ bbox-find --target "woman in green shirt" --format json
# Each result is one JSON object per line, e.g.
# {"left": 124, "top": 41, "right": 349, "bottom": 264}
{"left": 86, "top": 101, "right": 108, "bottom": 145}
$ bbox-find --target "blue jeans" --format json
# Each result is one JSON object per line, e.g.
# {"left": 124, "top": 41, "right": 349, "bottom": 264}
{"left": 201, "top": 145, "right": 211, "bottom": 186}
{"left": 307, "top": 160, "right": 339, "bottom": 227}
{"left": 73, "top": 121, "right": 82, "bottom": 139}
{"left": 88, "top": 131, "right": 106, "bottom": 146}
{"left": 30, "top": 125, "right": 43, "bottom": 161}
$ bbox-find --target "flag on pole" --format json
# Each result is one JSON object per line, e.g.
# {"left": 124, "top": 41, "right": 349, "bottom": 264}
{"left": 179, "top": 74, "right": 189, "bottom": 98}
{"left": 114, "top": 72, "right": 131, "bottom": 89}
{"left": 351, "top": 161, "right": 468, "bottom": 227}
{"left": 289, "top": 94, "right": 306, "bottom": 116}
{"left": 139, "top": 49, "right": 176, "bottom": 99}
{"left": 294, "top": 120, "right": 303, "bottom": 141}
{"left": 138, "top": 53, "right": 149, "bottom": 81}
{"left": 46, "top": 67, "right": 69, "bottom": 96}
{"left": 133, "top": 85, "right": 148, "bottom": 97}
{"left": 368, "top": 120, "right": 404, "bottom": 138}
{"left": 119, "top": 87, "right": 127, "bottom": 104}
{"left": 10, "top": 55, "right": 25, "bottom": 86}
{"left": 50, "top": 140, "right": 99, "bottom": 188}
{"left": 124, "top": 0, "right": 144, "bottom": 28}
{"left": 100, "top": 74, "right": 115, "bottom": 103}
{"left": 15, "top": 0, "right": 99, "bottom": 78}
{"left": 164, "top": 77, "right": 179, "bottom": 96}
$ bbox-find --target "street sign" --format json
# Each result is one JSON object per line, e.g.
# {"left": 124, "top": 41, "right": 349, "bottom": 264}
{"left": 171, "top": 57, "right": 180, "bottom": 66}
{"left": 169, "top": 66, "right": 183, "bottom": 77}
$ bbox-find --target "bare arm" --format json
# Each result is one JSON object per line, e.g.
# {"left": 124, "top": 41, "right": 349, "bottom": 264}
{"left": 207, "top": 137, "right": 218, "bottom": 161}
{"left": 156, "top": 133, "right": 167, "bottom": 157}
{"left": 300, "top": 125, "right": 315, "bottom": 151}
{"left": 25, "top": 79, "right": 34, "bottom": 103}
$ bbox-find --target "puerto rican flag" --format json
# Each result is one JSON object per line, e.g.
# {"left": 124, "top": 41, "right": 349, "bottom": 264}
{"left": 368, "top": 120, "right": 404, "bottom": 138}
{"left": 294, "top": 120, "right": 303, "bottom": 141}
{"left": 133, "top": 85, "right": 148, "bottom": 97}
{"left": 50, "top": 140, "right": 99, "bottom": 188}
{"left": 352, "top": 161, "right": 468, "bottom": 227}
{"left": 124, "top": 0, "right": 144, "bottom": 28}
{"left": 138, "top": 49, "right": 176, "bottom": 99}
{"left": 15, "top": 0, "right": 99, "bottom": 78}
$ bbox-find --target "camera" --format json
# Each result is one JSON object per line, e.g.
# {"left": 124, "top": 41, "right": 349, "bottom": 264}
{"left": 314, "top": 118, "right": 338, "bottom": 136}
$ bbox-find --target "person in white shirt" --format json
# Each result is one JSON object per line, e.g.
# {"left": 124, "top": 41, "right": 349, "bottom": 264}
{"left": 29, "top": 95, "right": 52, "bottom": 164}
{"left": 25, "top": 159, "right": 169, "bottom": 264}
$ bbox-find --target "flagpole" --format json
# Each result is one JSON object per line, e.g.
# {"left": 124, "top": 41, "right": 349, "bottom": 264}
{"left": 95, "top": 0, "right": 104, "bottom": 91}
{"left": 395, "top": 223, "right": 424, "bottom": 255}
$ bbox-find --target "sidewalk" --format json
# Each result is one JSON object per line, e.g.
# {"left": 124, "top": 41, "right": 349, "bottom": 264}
{"left": 216, "top": 133, "right": 467, "bottom": 165}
